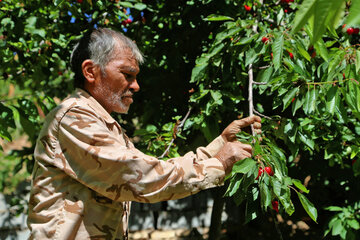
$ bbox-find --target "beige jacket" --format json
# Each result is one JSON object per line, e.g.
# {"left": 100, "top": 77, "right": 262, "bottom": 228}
{"left": 27, "top": 89, "right": 226, "bottom": 240}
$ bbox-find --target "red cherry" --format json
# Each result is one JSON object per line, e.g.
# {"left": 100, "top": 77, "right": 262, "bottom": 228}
{"left": 261, "top": 37, "right": 269, "bottom": 43}
{"left": 347, "top": 27, "right": 354, "bottom": 35}
{"left": 272, "top": 201, "right": 279, "bottom": 213}
{"left": 265, "top": 166, "right": 274, "bottom": 176}
{"left": 289, "top": 52, "right": 294, "bottom": 59}
{"left": 284, "top": 9, "right": 288, "bottom": 13}
{"left": 244, "top": 5, "right": 251, "bottom": 11}
{"left": 256, "top": 167, "right": 264, "bottom": 180}
{"left": 311, "top": 51, "right": 316, "bottom": 58}
{"left": 126, "top": 18, "right": 132, "bottom": 24}
{"left": 58, "top": 71, "right": 63, "bottom": 76}
{"left": 354, "top": 28, "right": 360, "bottom": 34}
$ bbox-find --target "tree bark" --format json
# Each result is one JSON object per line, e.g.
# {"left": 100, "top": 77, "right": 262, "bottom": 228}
{"left": 208, "top": 186, "right": 226, "bottom": 240}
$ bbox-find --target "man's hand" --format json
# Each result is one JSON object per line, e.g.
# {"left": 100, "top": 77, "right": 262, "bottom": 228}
{"left": 221, "top": 115, "right": 262, "bottom": 142}
{"left": 215, "top": 141, "right": 252, "bottom": 174}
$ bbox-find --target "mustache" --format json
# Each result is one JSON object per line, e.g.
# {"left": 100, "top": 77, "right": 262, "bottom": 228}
{"left": 121, "top": 91, "right": 133, "bottom": 98}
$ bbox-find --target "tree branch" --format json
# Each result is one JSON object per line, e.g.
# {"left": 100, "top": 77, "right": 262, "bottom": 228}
{"left": 253, "top": 109, "right": 273, "bottom": 120}
{"left": 159, "top": 106, "right": 192, "bottom": 159}
{"left": 253, "top": 81, "right": 268, "bottom": 85}
{"left": 248, "top": 64, "right": 255, "bottom": 136}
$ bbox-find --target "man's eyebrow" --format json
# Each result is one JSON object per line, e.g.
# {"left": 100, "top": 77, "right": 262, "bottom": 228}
{"left": 121, "top": 66, "right": 138, "bottom": 73}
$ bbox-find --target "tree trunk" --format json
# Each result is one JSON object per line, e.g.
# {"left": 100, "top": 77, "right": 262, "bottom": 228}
{"left": 208, "top": 186, "right": 226, "bottom": 240}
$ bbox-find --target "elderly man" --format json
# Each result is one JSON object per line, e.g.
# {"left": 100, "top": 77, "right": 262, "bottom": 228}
{"left": 27, "top": 28, "right": 261, "bottom": 239}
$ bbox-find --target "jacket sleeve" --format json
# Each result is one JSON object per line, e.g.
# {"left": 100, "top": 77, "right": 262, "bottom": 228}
{"left": 58, "top": 106, "right": 225, "bottom": 203}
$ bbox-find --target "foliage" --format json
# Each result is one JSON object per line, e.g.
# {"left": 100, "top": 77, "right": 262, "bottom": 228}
{"left": 325, "top": 203, "right": 360, "bottom": 240}
{"left": 292, "top": 0, "right": 360, "bottom": 43}
{"left": 1, "top": 0, "right": 360, "bottom": 239}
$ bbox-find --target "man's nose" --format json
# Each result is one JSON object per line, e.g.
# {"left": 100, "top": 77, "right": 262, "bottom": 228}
{"left": 130, "top": 79, "right": 140, "bottom": 92}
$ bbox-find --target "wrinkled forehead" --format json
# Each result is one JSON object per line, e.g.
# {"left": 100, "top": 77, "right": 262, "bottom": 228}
{"left": 112, "top": 39, "right": 137, "bottom": 61}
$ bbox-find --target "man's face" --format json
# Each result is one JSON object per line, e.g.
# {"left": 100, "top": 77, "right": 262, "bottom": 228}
{"left": 92, "top": 44, "right": 140, "bottom": 114}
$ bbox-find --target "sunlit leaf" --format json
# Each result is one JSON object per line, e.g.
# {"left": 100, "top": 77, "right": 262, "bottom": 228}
{"left": 291, "top": 0, "right": 316, "bottom": 34}
{"left": 297, "top": 192, "right": 318, "bottom": 222}
{"left": 346, "top": 0, "right": 360, "bottom": 27}
{"left": 204, "top": 14, "right": 234, "bottom": 21}
{"left": 272, "top": 33, "right": 284, "bottom": 71}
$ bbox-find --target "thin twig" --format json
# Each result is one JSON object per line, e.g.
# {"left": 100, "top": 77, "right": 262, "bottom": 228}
{"left": 253, "top": 109, "right": 273, "bottom": 120}
{"left": 258, "top": 65, "right": 270, "bottom": 69}
{"left": 159, "top": 107, "right": 192, "bottom": 158}
{"left": 253, "top": 81, "right": 268, "bottom": 85}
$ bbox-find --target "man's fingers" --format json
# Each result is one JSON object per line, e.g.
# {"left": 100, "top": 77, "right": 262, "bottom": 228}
{"left": 241, "top": 150, "right": 252, "bottom": 159}
{"left": 253, "top": 121, "right": 261, "bottom": 130}
{"left": 232, "top": 142, "right": 252, "bottom": 154}
{"left": 233, "top": 115, "right": 261, "bottom": 128}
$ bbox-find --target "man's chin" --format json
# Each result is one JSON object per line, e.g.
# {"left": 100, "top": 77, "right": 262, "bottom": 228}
{"left": 114, "top": 105, "right": 130, "bottom": 114}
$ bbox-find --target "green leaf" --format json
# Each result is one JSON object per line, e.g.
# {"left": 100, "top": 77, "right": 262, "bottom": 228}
{"left": 284, "top": 120, "right": 297, "bottom": 143}
{"left": 134, "top": 3, "right": 147, "bottom": 11}
{"left": 331, "top": 219, "right": 343, "bottom": 236}
{"left": 297, "top": 192, "right": 318, "bottom": 222}
{"left": 190, "top": 61, "right": 208, "bottom": 83}
{"left": 272, "top": 33, "right": 284, "bottom": 71}
{"left": 312, "top": 0, "right": 336, "bottom": 43}
{"left": 325, "top": 206, "right": 343, "bottom": 212}
{"left": 328, "top": 51, "right": 344, "bottom": 74}
{"left": 298, "top": 131, "right": 315, "bottom": 150}
{"left": 326, "top": 86, "right": 338, "bottom": 115}
{"left": 54, "top": 0, "right": 65, "bottom": 6}
{"left": 296, "top": 42, "right": 311, "bottom": 62}
{"left": 119, "top": 2, "right": 134, "bottom": 8}
{"left": 356, "top": 50, "right": 360, "bottom": 74}
{"left": 256, "top": 66, "right": 273, "bottom": 84}
{"left": 245, "top": 48, "right": 258, "bottom": 66}
{"left": 235, "top": 35, "right": 258, "bottom": 46}
{"left": 271, "top": 179, "right": 295, "bottom": 215}
{"left": 303, "top": 87, "right": 317, "bottom": 114}
{"left": 348, "top": 219, "right": 360, "bottom": 230}
{"left": 326, "top": 0, "right": 346, "bottom": 31}
{"left": 204, "top": 14, "right": 234, "bottom": 21}
{"left": 224, "top": 174, "right": 242, "bottom": 197}
{"left": 346, "top": 0, "right": 360, "bottom": 27}
{"left": 314, "top": 39, "right": 329, "bottom": 62}
{"left": 210, "top": 90, "right": 223, "bottom": 105}
{"left": 291, "top": 0, "right": 316, "bottom": 34}
{"left": 260, "top": 179, "right": 272, "bottom": 210}
{"left": 214, "top": 24, "right": 242, "bottom": 44}
{"left": 292, "top": 95, "right": 305, "bottom": 116}
{"left": 232, "top": 158, "right": 256, "bottom": 174}
{"left": 282, "top": 87, "right": 299, "bottom": 111}
{"left": 292, "top": 179, "right": 309, "bottom": 193}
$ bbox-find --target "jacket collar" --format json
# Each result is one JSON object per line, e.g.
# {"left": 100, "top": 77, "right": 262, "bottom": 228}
{"left": 75, "top": 88, "right": 117, "bottom": 124}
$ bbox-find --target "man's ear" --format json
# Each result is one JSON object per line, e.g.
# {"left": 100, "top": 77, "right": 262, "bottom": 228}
{"left": 82, "top": 60, "right": 99, "bottom": 84}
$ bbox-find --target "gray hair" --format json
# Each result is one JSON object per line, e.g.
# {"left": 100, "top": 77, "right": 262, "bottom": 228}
{"left": 70, "top": 28, "right": 144, "bottom": 88}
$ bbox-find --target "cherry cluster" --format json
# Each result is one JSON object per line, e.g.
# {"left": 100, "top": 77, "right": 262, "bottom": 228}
{"left": 256, "top": 166, "right": 279, "bottom": 212}
{"left": 121, "top": 18, "right": 133, "bottom": 26}
{"left": 256, "top": 166, "right": 274, "bottom": 180}
{"left": 346, "top": 27, "right": 360, "bottom": 35}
